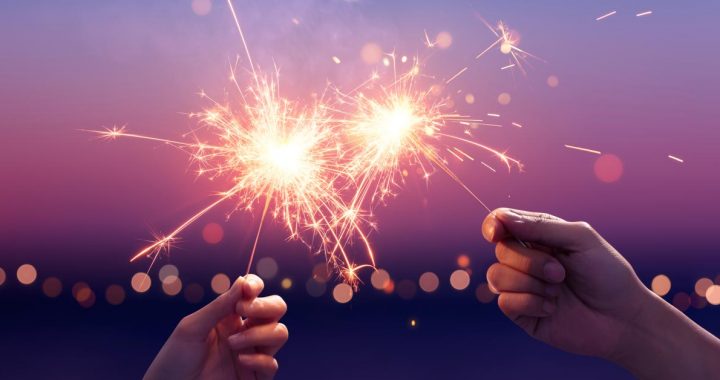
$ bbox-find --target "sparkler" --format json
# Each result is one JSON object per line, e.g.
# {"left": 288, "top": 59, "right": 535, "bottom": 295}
{"left": 333, "top": 50, "right": 523, "bottom": 222}
{"left": 89, "top": 1, "right": 526, "bottom": 286}
{"left": 89, "top": 0, "right": 376, "bottom": 285}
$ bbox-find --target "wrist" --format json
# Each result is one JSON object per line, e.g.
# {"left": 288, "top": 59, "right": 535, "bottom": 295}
{"left": 608, "top": 288, "right": 720, "bottom": 379}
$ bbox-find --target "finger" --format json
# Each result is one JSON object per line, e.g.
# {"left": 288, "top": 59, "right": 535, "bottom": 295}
{"left": 237, "top": 295, "right": 287, "bottom": 321}
{"left": 243, "top": 274, "right": 264, "bottom": 299}
{"left": 486, "top": 263, "right": 561, "bottom": 297}
{"left": 228, "top": 323, "right": 289, "bottom": 355}
{"left": 175, "top": 277, "right": 245, "bottom": 339}
{"left": 495, "top": 240, "right": 566, "bottom": 283}
{"left": 497, "top": 292, "right": 556, "bottom": 320}
{"left": 486, "top": 208, "right": 598, "bottom": 251}
{"left": 236, "top": 354, "right": 279, "bottom": 380}
{"left": 235, "top": 274, "right": 264, "bottom": 315}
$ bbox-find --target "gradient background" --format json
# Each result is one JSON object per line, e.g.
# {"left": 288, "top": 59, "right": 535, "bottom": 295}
{"left": 1, "top": 0, "right": 719, "bottom": 379}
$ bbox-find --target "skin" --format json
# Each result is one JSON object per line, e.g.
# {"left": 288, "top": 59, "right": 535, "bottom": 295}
{"left": 482, "top": 208, "right": 720, "bottom": 379}
{"left": 144, "top": 274, "right": 288, "bottom": 380}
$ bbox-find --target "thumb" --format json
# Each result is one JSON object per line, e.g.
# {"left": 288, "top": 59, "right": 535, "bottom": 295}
{"left": 176, "top": 277, "right": 245, "bottom": 339}
{"left": 483, "top": 208, "right": 599, "bottom": 251}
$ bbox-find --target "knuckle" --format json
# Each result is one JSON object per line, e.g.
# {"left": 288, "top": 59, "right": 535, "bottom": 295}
{"left": 575, "top": 221, "right": 593, "bottom": 231}
{"left": 175, "top": 316, "right": 193, "bottom": 335}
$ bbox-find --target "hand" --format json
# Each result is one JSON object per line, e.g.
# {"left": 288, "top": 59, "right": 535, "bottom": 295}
{"left": 482, "top": 208, "right": 720, "bottom": 379}
{"left": 144, "top": 275, "right": 288, "bottom": 380}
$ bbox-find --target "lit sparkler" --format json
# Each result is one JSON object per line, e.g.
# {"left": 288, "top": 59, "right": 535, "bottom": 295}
{"left": 89, "top": 0, "right": 376, "bottom": 284}
{"left": 334, "top": 51, "right": 523, "bottom": 220}
{"left": 89, "top": 2, "right": 526, "bottom": 286}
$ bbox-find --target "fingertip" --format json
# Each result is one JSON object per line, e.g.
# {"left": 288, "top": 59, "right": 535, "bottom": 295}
{"left": 482, "top": 213, "right": 506, "bottom": 242}
{"left": 243, "top": 274, "right": 264, "bottom": 299}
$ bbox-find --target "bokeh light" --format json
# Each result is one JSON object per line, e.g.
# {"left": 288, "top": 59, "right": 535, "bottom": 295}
{"left": 371, "top": 269, "right": 391, "bottom": 290}
{"left": 410, "top": 319, "right": 417, "bottom": 327}
{"left": 475, "top": 283, "right": 497, "bottom": 303}
{"left": 397, "top": 280, "right": 417, "bottom": 300}
{"left": 74, "top": 284, "right": 95, "bottom": 308}
{"left": 434, "top": 31, "right": 452, "bottom": 49}
{"left": 0, "top": 267, "right": 5, "bottom": 286}
{"left": 594, "top": 154, "right": 623, "bottom": 183}
{"left": 312, "top": 263, "right": 331, "bottom": 283}
{"left": 497, "top": 92, "right": 511, "bottom": 105}
{"left": 210, "top": 273, "right": 231, "bottom": 294}
{"left": 158, "top": 264, "right": 179, "bottom": 284}
{"left": 418, "top": 272, "right": 439, "bottom": 293}
{"left": 691, "top": 293, "right": 707, "bottom": 309}
{"left": 695, "top": 277, "right": 713, "bottom": 297}
{"left": 184, "top": 283, "right": 204, "bottom": 303}
{"left": 382, "top": 279, "right": 395, "bottom": 294}
{"left": 163, "top": 277, "right": 183, "bottom": 296}
{"left": 131, "top": 272, "right": 151, "bottom": 293}
{"left": 191, "top": 0, "right": 212, "bottom": 16}
{"left": 202, "top": 222, "right": 224, "bottom": 244}
{"left": 650, "top": 274, "right": 671, "bottom": 296}
{"left": 332, "top": 283, "right": 353, "bottom": 304}
{"left": 456, "top": 254, "right": 470, "bottom": 268}
{"left": 464, "top": 93, "right": 475, "bottom": 104}
{"left": 16, "top": 264, "right": 37, "bottom": 285}
{"left": 281, "top": 278, "right": 293, "bottom": 289}
{"left": 360, "top": 42, "right": 382, "bottom": 64}
{"left": 706, "top": 285, "right": 720, "bottom": 305}
{"left": 547, "top": 75, "right": 559, "bottom": 88}
{"left": 42, "top": 277, "right": 62, "bottom": 298}
{"left": 305, "top": 278, "right": 326, "bottom": 297}
{"left": 672, "top": 292, "right": 692, "bottom": 312}
{"left": 450, "top": 269, "right": 471, "bottom": 290}
{"left": 256, "top": 257, "right": 278, "bottom": 279}
{"left": 105, "top": 285, "right": 125, "bottom": 306}
{"left": 72, "top": 282, "right": 89, "bottom": 298}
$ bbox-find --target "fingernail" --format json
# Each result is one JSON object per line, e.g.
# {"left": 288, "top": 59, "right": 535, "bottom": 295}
{"left": 545, "top": 285, "right": 561, "bottom": 297}
{"left": 487, "top": 282, "right": 499, "bottom": 294}
{"left": 542, "top": 300, "right": 556, "bottom": 314}
{"left": 543, "top": 262, "right": 565, "bottom": 283}
{"left": 482, "top": 218, "right": 496, "bottom": 241}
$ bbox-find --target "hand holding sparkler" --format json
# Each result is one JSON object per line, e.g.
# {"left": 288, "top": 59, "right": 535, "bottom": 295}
{"left": 482, "top": 208, "right": 720, "bottom": 379}
{"left": 144, "top": 275, "right": 288, "bottom": 380}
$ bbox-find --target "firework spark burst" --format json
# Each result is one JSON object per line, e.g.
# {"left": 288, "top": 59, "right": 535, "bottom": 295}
{"left": 89, "top": 1, "right": 526, "bottom": 286}
{"left": 333, "top": 51, "right": 523, "bottom": 221}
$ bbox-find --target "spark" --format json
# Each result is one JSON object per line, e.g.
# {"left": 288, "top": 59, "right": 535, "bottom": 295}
{"left": 335, "top": 54, "right": 522, "bottom": 219}
{"left": 500, "top": 63, "right": 515, "bottom": 71}
{"left": 564, "top": 144, "right": 602, "bottom": 155}
{"left": 481, "top": 161, "right": 497, "bottom": 172}
{"left": 446, "top": 67, "right": 468, "bottom": 84}
{"left": 511, "top": 122, "right": 523, "bottom": 128}
{"left": 636, "top": 10, "right": 653, "bottom": 17}
{"left": 475, "top": 19, "right": 542, "bottom": 75}
{"left": 91, "top": 6, "right": 526, "bottom": 287}
{"left": 596, "top": 11, "right": 617, "bottom": 21}
{"left": 91, "top": 0, "right": 376, "bottom": 285}
{"left": 668, "top": 155, "right": 684, "bottom": 163}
